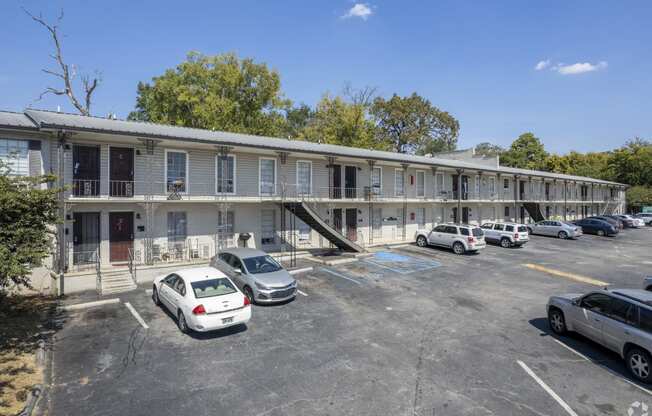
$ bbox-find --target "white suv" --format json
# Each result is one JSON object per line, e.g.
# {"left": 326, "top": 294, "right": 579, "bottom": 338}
{"left": 547, "top": 289, "right": 652, "bottom": 383}
{"left": 480, "top": 222, "right": 529, "bottom": 248}
{"left": 415, "top": 223, "right": 486, "bottom": 255}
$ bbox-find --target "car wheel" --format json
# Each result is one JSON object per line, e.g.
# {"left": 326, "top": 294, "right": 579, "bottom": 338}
{"left": 244, "top": 286, "right": 255, "bottom": 304}
{"left": 177, "top": 311, "right": 190, "bottom": 334}
{"left": 152, "top": 287, "right": 160, "bottom": 306}
{"left": 597, "top": 229, "right": 605, "bottom": 237}
{"left": 626, "top": 347, "right": 652, "bottom": 383}
{"left": 500, "top": 238, "right": 511, "bottom": 248}
{"left": 548, "top": 308, "right": 567, "bottom": 335}
{"left": 527, "top": 227, "right": 533, "bottom": 234}
{"left": 416, "top": 236, "right": 428, "bottom": 247}
{"left": 452, "top": 242, "right": 465, "bottom": 255}
{"left": 558, "top": 231, "right": 568, "bottom": 239}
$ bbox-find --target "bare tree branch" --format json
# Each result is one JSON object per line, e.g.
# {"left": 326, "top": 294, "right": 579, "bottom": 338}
{"left": 23, "top": 8, "right": 100, "bottom": 116}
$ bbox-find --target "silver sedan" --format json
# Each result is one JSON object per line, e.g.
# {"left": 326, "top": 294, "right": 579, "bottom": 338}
{"left": 527, "top": 220, "right": 582, "bottom": 239}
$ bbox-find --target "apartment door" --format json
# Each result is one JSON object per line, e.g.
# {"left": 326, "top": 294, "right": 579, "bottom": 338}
{"left": 461, "top": 176, "right": 469, "bottom": 200}
{"left": 110, "top": 147, "right": 134, "bottom": 197}
{"left": 344, "top": 166, "right": 357, "bottom": 199}
{"left": 452, "top": 175, "right": 459, "bottom": 199}
{"left": 73, "top": 212, "right": 100, "bottom": 265}
{"left": 452, "top": 207, "right": 458, "bottom": 223}
{"left": 519, "top": 181, "right": 526, "bottom": 200}
{"left": 345, "top": 208, "right": 357, "bottom": 241}
{"left": 462, "top": 207, "right": 469, "bottom": 224}
{"left": 520, "top": 206, "right": 527, "bottom": 223}
{"left": 73, "top": 145, "right": 100, "bottom": 196}
{"left": 109, "top": 212, "right": 134, "bottom": 262}
{"left": 332, "top": 209, "right": 343, "bottom": 233}
{"left": 545, "top": 182, "right": 551, "bottom": 201}
{"left": 331, "top": 164, "right": 342, "bottom": 199}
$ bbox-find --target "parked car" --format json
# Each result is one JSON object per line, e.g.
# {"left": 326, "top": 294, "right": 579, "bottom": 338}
{"left": 211, "top": 248, "right": 297, "bottom": 304}
{"left": 590, "top": 215, "right": 624, "bottom": 230}
{"left": 573, "top": 218, "right": 618, "bottom": 237}
{"left": 547, "top": 288, "right": 652, "bottom": 383}
{"left": 480, "top": 222, "right": 529, "bottom": 248}
{"left": 415, "top": 223, "right": 486, "bottom": 254}
{"left": 615, "top": 214, "right": 645, "bottom": 228}
{"left": 527, "top": 220, "right": 582, "bottom": 239}
{"left": 634, "top": 213, "right": 652, "bottom": 225}
{"left": 644, "top": 277, "right": 652, "bottom": 291}
{"left": 152, "top": 267, "right": 251, "bottom": 334}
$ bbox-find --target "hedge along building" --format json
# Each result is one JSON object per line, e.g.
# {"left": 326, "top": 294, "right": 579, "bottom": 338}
{"left": 0, "top": 109, "right": 627, "bottom": 295}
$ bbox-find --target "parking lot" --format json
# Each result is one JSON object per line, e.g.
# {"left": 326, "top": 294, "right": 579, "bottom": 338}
{"left": 49, "top": 227, "right": 652, "bottom": 416}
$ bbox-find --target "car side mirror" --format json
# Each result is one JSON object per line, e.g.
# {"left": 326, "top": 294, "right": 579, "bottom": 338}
{"left": 571, "top": 299, "right": 580, "bottom": 306}
{"left": 234, "top": 268, "right": 242, "bottom": 275}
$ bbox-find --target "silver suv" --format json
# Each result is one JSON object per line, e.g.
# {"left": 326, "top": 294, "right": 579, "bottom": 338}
{"left": 415, "top": 223, "right": 486, "bottom": 254}
{"left": 547, "top": 289, "right": 652, "bottom": 383}
{"left": 480, "top": 222, "right": 529, "bottom": 248}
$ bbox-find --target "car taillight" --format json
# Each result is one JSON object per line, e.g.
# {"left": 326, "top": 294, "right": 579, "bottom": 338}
{"left": 468, "top": 236, "right": 476, "bottom": 243}
{"left": 244, "top": 296, "right": 251, "bottom": 307}
{"left": 514, "top": 233, "right": 519, "bottom": 240}
{"left": 192, "top": 304, "right": 206, "bottom": 315}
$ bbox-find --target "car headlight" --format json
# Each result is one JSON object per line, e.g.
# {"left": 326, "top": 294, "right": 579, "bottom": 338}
{"left": 255, "top": 281, "right": 270, "bottom": 290}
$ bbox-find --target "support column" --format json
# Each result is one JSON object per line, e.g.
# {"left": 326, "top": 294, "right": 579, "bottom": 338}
{"left": 402, "top": 163, "right": 409, "bottom": 240}
{"left": 456, "top": 168, "right": 463, "bottom": 224}
{"left": 477, "top": 171, "right": 483, "bottom": 225}
{"left": 513, "top": 175, "right": 519, "bottom": 222}
{"left": 563, "top": 180, "right": 568, "bottom": 221}
{"left": 590, "top": 183, "right": 594, "bottom": 216}
{"left": 56, "top": 131, "right": 69, "bottom": 296}
{"left": 367, "top": 160, "right": 376, "bottom": 245}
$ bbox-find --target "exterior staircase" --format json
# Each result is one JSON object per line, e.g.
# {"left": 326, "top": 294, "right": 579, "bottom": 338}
{"left": 522, "top": 202, "right": 546, "bottom": 222}
{"left": 99, "top": 269, "right": 137, "bottom": 295}
{"left": 282, "top": 201, "right": 365, "bottom": 253}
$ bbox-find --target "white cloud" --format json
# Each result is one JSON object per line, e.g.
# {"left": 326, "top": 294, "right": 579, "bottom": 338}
{"left": 553, "top": 61, "right": 608, "bottom": 75}
{"left": 534, "top": 60, "right": 551, "bottom": 71}
{"left": 342, "top": 3, "right": 373, "bottom": 20}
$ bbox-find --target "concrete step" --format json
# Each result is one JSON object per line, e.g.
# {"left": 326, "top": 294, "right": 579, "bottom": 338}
{"left": 101, "top": 275, "right": 134, "bottom": 283}
{"left": 101, "top": 285, "right": 137, "bottom": 295}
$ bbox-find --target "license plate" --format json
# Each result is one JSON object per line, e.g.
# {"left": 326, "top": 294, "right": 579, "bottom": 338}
{"left": 222, "top": 317, "right": 234, "bottom": 324}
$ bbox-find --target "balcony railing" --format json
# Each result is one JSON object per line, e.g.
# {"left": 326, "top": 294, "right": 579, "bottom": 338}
{"left": 72, "top": 179, "right": 100, "bottom": 197}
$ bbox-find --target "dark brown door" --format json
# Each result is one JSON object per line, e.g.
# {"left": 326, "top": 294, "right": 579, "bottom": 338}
{"left": 110, "top": 147, "right": 134, "bottom": 197}
{"left": 346, "top": 208, "right": 357, "bottom": 241}
{"left": 73, "top": 212, "right": 100, "bottom": 265}
{"left": 331, "top": 165, "right": 341, "bottom": 199}
{"left": 332, "top": 209, "right": 343, "bottom": 233}
{"left": 345, "top": 166, "right": 357, "bottom": 199}
{"left": 109, "top": 212, "right": 134, "bottom": 262}
{"left": 73, "top": 145, "right": 100, "bottom": 196}
{"left": 452, "top": 175, "right": 459, "bottom": 199}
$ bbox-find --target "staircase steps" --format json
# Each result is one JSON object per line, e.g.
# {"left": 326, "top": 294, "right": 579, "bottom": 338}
{"left": 523, "top": 202, "right": 546, "bottom": 222}
{"left": 100, "top": 272, "right": 137, "bottom": 295}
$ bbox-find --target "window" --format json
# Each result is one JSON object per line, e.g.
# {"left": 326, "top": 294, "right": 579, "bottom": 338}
{"left": 481, "top": 223, "right": 493, "bottom": 229}
{"left": 504, "top": 206, "right": 510, "bottom": 218}
{"left": 371, "top": 167, "right": 382, "bottom": 195}
{"left": 416, "top": 208, "right": 426, "bottom": 229}
{"left": 297, "top": 219, "right": 311, "bottom": 241}
{"left": 166, "top": 150, "right": 188, "bottom": 193}
{"left": 395, "top": 169, "right": 405, "bottom": 196}
{"left": 173, "top": 277, "right": 186, "bottom": 296}
{"left": 243, "top": 255, "right": 283, "bottom": 274}
{"left": 191, "top": 278, "right": 237, "bottom": 298}
{"left": 164, "top": 274, "right": 179, "bottom": 287}
{"left": 640, "top": 308, "right": 652, "bottom": 333}
{"left": 217, "top": 211, "right": 234, "bottom": 240}
{"left": 0, "top": 139, "right": 29, "bottom": 176}
{"left": 503, "top": 178, "right": 509, "bottom": 190}
{"left": 416, "top": 171, "right": 425, "bottom": 198}
{"left": 372, "top": 207, "right": 382, "bottom": 238}
{"left": 489, "top": 177, "right": 496, "bottom": 194}
{"left": 505, "top": 225, "right": 514, "bottom": 232}
{"left": 436, "top": 173, "right": 444, "bottom": 195}
{"left": 433, "top": 224, "right": 447, "bottom": 232}
{"left": 261, "top": 209, "right": 276, "bottom": 245}
{"left": 459, "top": 228, "right": 469, "bottom": 236}
{"left": 606, "top": 298, "right": 636, "bottom": 325}
{"left": 259, "top": 158, "right": 276, "bottom": 195}
{"left": 216, "top": 155, "right": 236, "bottom": 194}
{"left": 167, "top": 212, "right": 187, "bottom": 248}
{"left": 494, "top": 224, "right": 505, "bottom": 231}
{"left": 475, "top": 175, "right": 480, "bottom": 196}
{"left": 444, "top": 226, "right": 458, "bottom": 234}
{"left": 296, "top": 160, "right": 312, "bottom": 195}
{"left": 580, "top": 293, "right": 611, "bottom": 314}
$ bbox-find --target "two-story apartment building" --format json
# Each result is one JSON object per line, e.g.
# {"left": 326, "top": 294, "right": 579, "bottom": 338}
{"left": 0, "top": 109, "right": 627, "bottom": 295}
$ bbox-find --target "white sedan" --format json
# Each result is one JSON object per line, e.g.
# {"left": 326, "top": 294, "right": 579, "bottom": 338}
{"left": 152, "top": 267, "right": 251, "bottom": 333}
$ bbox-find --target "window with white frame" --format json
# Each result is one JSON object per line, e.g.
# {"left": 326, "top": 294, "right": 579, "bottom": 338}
{"left": 167, "top": 211, "right": 187, "bottom": 248}
{"left": 261, "top": 209, "right": 276, "bottom": 245}
{"left": 372, "top": 207, "right": 382, "bottom": 238}
{"left": 216, "top": 155, "right": 236, "bottom": 194}
{"left": 371, "top": 167, "right": 382, "bottom": 195}
{"left": 436, "top": 173, "right": 444, "bottom": 196}
{"left": 297, "top": 219, "right": 311, "bottom": 241}
{"left": 0, "top": 139, "right": 29, "bottom": 176}
{"left": 416, "top": 207, "right": 426, "bottom": 229}
{"left": 166, "top": 150, "right": 187, "bottom": 192}
{"left": 474, "top": 175, "right": 480, "bottom": 196}
{"left": 217, "top": 210, "right": 234, "bottom": 240}
{"left": 259, "top": 158, "right": 276, "bottom": 195}
{"left": 489, "top": 177, "right": 496, "bottom": 194}
{"left": 395, "top": 169, "right": 405, "bottom": 196}
{"left": 416, "top": 171, "right": 425, "bottom": 197}
{"left": 503, "top": 178, "right": 509, "bottom": 190}
{"left": 296, "top": 161, "right": 312, "bottom": 195}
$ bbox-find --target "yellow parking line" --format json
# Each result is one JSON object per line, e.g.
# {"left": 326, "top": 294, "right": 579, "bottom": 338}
{"left": 523, "top": 264, "right": 610, "bottom": 287}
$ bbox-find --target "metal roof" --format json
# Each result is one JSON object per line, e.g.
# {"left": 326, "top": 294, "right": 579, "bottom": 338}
{"left": 0, "top": 111, "right": 40, "bottom": 131}
{"left": 0, "top": 108, "right": 626, "bottom": 186}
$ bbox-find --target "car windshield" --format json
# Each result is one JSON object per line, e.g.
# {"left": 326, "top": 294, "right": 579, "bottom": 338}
{"left": 472, "top": 228, "right": 484, "bottom": 237}
{"left": 191, "top": 278, "right": 237, "bottom": 299}
{"left": 243, "top": 255, "right": 283, "bottom": 274}
{"left": 517, "top": 226, "right": 528, "bottom": 232}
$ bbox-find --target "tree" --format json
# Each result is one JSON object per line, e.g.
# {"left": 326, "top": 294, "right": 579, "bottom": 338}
{"left": 500, "top": 133, "right": 549, "bottom": 170}
{"left": 544, "top": 151, "right": 612, "bottom": 180}
{"left": 128, "top": 52, "right": 291, "bottom": 137}
{"left": 283, "top": 104, "right": 314, "bottom": 139}
{"left": 24, "top": 9, "right": 101, "bottom": 116}
{"left": 607, "top": 138, "right": 652, "bottom": 187}
{"left": 626, "top": 185, "right": 652, "bottom": 211}
{"left": 370, "top": 93, "right": 459, "bottom": 154}
{"left": 475, "top": 142, "right": 504, "bottom": 158}
{"left": 0, "top": 162, "right": 59, "bottom": 295}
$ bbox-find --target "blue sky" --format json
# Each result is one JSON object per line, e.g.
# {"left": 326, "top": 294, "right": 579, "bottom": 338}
{"left": 1, "top": 0, "right": 650, "bottom": 153}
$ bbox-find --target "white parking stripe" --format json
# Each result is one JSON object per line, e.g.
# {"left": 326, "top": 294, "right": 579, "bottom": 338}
{"left": 517, "top": 360, "right": 579, "bottom": 416}
{"left": 125, "top": 302, "right": 149, "bottom": 329}
{"left": 552, "top": 338, "right": 591, "bottom": 362}
{"left": 289, "top": 267, "right": 313, "bottom": 275}
{"left": 61, "top": 298, "right": 120, "bottom": 311}
{"left": 320, "top": 267, "right": 362, "bottom": 285}
{"left": 297, "top": 290, "right": 308, "bottom": 297}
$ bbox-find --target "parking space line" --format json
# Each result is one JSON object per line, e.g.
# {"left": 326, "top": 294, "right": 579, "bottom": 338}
{"left": 517, "top": 360, "right": 579, "bottom": 416}
{"left": 362, "top": 259, "right": 407, "bottom": 275}
{"left": 289, "top": 267, "right": 314, "bottom": 275}
{"left": 320, "top": 267, "right": 362, "bottom": 285}
{"left": 124, "top": 302, "right": 149, "bottom": 329}
{"left": 524, "top": 263, "right": 610, "bottom": 286}
{"left": 297, "top": 289, "right": 308, "bottom": 297}
{"left": 61, "top": 298, "right": 120, "bottom": 311}
{"left": 551, "top": 338, "right": 591, "bottom": 362}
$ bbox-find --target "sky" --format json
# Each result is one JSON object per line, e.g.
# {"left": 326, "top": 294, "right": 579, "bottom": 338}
{"left": 1, "top": 0, "right": 651, "bottom": 154}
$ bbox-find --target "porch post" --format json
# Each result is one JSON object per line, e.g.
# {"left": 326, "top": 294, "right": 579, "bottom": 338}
{"left": 367, "top": 159, "right": 376, "bottom": 245}
{"left": 513, "top": 175, "right": 519, "bottom": 222}
{"left": 56, "top": 131, "right": 69, "bottom": 296}
{"left": 402, "top": 163, "right": 409, "bottom": 240}
{"left": 563, "top": 180, "right": 568, "bottom": 221}
{"left": 456, "top": 168, "right": 463, "bottom": 224}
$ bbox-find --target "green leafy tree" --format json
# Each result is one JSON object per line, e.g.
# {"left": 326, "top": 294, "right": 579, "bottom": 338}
{"left": 626, "top": 185, "right": 652, "bottom": 211}
{"left": 474, "top": 142, "right": 504, "bottom": 158}
{"left": 128, "top": 52, "right": 291, "bottom": 136}
{"left": 544, "top": 151, "right": 612, "bottom": 180}
{"left": 0, "top": 162, "right": 59, "bottom": 295}
{"left": 501, "top": 132, "right": 549, "bottom": 170}
{"left": 370, "top": 93, "right": 459, "bottom": 154}
{"left": 283, "top": 104, "right": 314, "bottom": 139}
{"left": 607, "top": 138, "right": 652, "bottom": 187}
